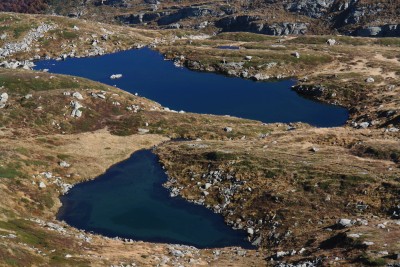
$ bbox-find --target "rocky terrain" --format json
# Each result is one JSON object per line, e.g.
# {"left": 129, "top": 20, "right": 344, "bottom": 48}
{"left": 8, "top": 0, "right": 396, "bottom": 37}
{"left": 0, "top": 1, "right": 399, "bottom": 37}
{"left": 0, "top": 11, "right": 399, "bottom": 267}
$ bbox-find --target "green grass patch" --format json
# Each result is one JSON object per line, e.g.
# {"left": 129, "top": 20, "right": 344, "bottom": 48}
{"left": 59, "top": 30, "right": 79, "bottom": 40}
{"left": 0, "top": 163, "right": 22, "bottom": 179}
{"left": 288, "top": 36, "right": 329, "bottom": 45}
{"left": 57, "top": 154, "right": 70, "bottom": 160}
{"left": 215, "top": 32, "right": 278, "bottom": 42}
{"left": 0, "top": 74, "right": 76, "bottom": 94}
{"left": 13, "top": 24, "right": 34, "bottom": 38}
{"left": 15, "top": 147, "right": 30, "bottom": 156}
{"left": 358, "top": 254, "right": 386, "bottom": 266}
{"left": 375, "top": 38, "right": 400, "bottom": 47}
{"left": 204, "top": 151, "right": 237, "bottom": 161}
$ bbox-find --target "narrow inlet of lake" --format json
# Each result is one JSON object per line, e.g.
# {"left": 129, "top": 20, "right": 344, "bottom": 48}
{"left": 57, "top": 150, "right": 252, "bottom": 249}
{"left": 34, "top": 48, "right": 348, "bottom": 127}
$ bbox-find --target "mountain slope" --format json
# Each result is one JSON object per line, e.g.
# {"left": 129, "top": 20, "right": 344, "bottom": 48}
{"left": 24, "top": 0, "right": 399, "bottom": 36}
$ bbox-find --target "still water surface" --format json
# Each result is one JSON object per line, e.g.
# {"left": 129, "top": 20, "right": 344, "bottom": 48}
{"left": 34, "top": 48, "right": 348, "bottom": 127}
{"left": 58, "top": 150, "right": 252, "bottom": 248}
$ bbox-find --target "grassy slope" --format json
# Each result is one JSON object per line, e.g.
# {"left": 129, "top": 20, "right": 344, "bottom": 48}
{"left": 0, "top": 12, "right": 399, "bottom": 266}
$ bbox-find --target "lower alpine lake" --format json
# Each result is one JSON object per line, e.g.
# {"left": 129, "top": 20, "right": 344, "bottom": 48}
{"left": 34, "top": 48, "right": 348, "bottom": 127}
{"left": 57, "top": 150, "right": 252, "bottom": 248}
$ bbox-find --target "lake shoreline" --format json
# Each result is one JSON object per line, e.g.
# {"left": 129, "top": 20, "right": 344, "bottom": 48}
{"left": 57, "top": 148, "right": 255, "bottom": 249}
{"left": 34, "top": 48, "right": 348, "bottom": 127}
{"left": 33, "top": 46, "right": 351, "bottom": 126}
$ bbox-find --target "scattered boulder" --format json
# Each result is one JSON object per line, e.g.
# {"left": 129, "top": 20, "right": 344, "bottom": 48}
{"left": 39, "top": 182, "right": 46, "bottom": 188}
{"left": 292, "top": 52, "right": 300, "bottom": 58}
{"left": 387, "top": 127, "right": 399, "bottom": 133}
{"left": 70, "top": 100, "right": 83, "bottom": 118}
{"left": 59, "top": 161, "right": 71, "bottom": 168}
{"left": 42, "top": 172, "right": 53, "bottom": 179}
{"left": 251, "top": 235, "right": 262, "bottom": 246}
{"left": 1, "top": 92, "right": 9, "bottom": 102}
{"left": 359, "top": 122, "right": 369, "bottom": 129}
{"left": 365, "top": 77, "right": 375, "bottom": 83}
{"left": 166, "top": 23, "right": 181, "bottom": 29}
{"left": 203, "top": 183, "right": 212, "bottom": 190}
{"left": 276, "top": 251, "right": 289, "bottom": 258}
{"left": 138, "top": 128, "right": 150, "bottom": 134}
{"left": 236, "top": 250, "right": 246, "bottom": 256}
{"left": 169, "top": 249, "right": 184, "bottom": 257}
{"left": 0, "top": 92, "right": 8, "bottom": 108}
{"left": 247, "top": 228, "right": 254, "bottom": 235}
{"left": 377, "top": 223, "right": 386, "bottom": 229}
{"left": 327, "top": 39, "right": 336, "bottom": 46}
{"left": 252, "top": 73, "right": 270, "bottom": 81}
{"left": 348, "top": 233, "right": 361, "bottom": 238}
{"left": 72, "top": 109, "right": 82, "bottom": 118}
{"left": 224, "top": 127, "right": 233, "bottom": 132}
{"left": 362, "top": 241, "right": 374, "bottom": 246}
{"left": 70, "top": 100, "right": 82, "bottom": 110}
{"left": 338, "top": 218, "right": 353, "bottom": 228}
{"left": 72, "top": 92, "right": 84, "bottom": 100}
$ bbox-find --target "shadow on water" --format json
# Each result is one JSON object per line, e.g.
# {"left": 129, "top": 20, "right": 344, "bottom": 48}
{"left": 58, "top": 150, "right": 253, "bottom": 249}
{"left": 34, "top": 48, "right": 348, "bottom": 127}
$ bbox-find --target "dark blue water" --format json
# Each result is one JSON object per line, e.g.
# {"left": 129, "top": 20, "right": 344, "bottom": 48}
{"left": 217, "top": 45, "right": 241, "bottom": 50}
{"left": 58, "top": 150, "right": 251, "bottom": 248}
{"left": 34, "top": 48, "right": 348, "bottom": 127}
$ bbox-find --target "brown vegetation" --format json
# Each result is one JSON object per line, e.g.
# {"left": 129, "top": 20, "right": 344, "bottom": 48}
{"left": 0, "top": 0, "right": 47, "bottom": 14}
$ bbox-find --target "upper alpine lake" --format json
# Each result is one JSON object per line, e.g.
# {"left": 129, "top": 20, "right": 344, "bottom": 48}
{"left": 34, "top": 48, "right": 348, "bottom": 127}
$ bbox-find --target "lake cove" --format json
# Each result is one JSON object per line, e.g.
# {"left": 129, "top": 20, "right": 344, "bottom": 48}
{"left": 58, "top": 150, "right": 252, "bottom": 248}
{"left": 34, "top": 48, "right": 348, "bottom": 127}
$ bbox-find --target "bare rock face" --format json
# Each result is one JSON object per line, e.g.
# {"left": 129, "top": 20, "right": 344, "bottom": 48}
{"left": 43, "top": 0, "right": 399, "bottom": 37}
{"left": 355, "top": 24, "right": 400, "bottom": 37}
{"left": 215, "top": 16, "right": 308, "bottom": 36}
{"left": 96, "top": 0, "right": 131, "bottom": 8}
{"left": 284, "top": 0, "right": 337, "bottom": 18}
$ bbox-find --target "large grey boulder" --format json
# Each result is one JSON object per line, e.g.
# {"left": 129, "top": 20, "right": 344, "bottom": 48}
{"left": 0, "top": 92, "right": 8, "bottom": 103}
{"left": 338, "top": 218, "right": 353, "bottom": 228}
{"left": 70, "top": 101, "right": 83, "bottom": 118}
{"left": 0, "top": 92, "right": 8, "bottom": 108}
{"left": 284, "top": 0, "right": 336, "bottom": 19}
{"left": 72, "top": 92, "right": 84, "bottom": 100}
